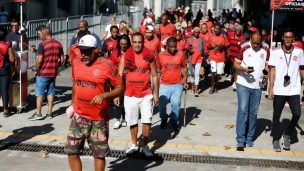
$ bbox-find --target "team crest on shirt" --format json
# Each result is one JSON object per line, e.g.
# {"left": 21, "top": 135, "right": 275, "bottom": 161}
{"left": 93, "top": 69, "right": 101, "bottom": 76}
{"left": 293, "top": 56, "right": 298, "bottom": 61}
{"left": 280, "top": 56, "right": 283, "bottom": 60}
{"left": 260, "top": 54, "right": 264, "bottom": 59}
{"left": 248, "top": 54, "right": 252, "bottom": 58}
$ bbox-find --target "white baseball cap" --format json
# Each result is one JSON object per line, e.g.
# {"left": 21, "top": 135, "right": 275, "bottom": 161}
{"left": 78, "top": 35, "right": 97, "bottom": 50}
{"left": 146, "top": 25, "right": 154, "bottom": 31}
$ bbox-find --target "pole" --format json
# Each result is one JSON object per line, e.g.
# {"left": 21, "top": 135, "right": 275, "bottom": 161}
{"left": 20, "top": 2, "right": 23, "bottom": 52}
{"left": 270, "top": 10, "right": 275, "bottom": 48}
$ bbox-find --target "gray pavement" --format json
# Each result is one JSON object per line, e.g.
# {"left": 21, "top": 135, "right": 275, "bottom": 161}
{"left": 0, "top": 150, "right": 295, "bottom": 171}
{"left": 0, "top": 67, "right": 304, "bottom": 163}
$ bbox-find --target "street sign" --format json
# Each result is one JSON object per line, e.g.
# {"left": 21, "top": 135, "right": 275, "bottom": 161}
{"left": 270, "top": 0, "right": 304, "bottom": 11}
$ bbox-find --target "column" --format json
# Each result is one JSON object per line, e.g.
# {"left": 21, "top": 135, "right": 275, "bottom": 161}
{"left": 207, "top": 0, "right": 215, "bottom": 11}
{"left": 154, "top": 0, "right": 163, "bottom": 19}
{"left": 232, "top": 0, "right": 242, "bottom": 10}
{"left": 143, "top": 0, "right": 151, "bottom": 9}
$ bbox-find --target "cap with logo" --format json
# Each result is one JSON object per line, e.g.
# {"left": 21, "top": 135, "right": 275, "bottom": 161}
{"left": 78, "top": 35, "right": 97, "bottom": 50}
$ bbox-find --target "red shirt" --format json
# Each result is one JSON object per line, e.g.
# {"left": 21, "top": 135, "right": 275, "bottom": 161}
{"left": 206, "top": 34, "right": 229, "bottom": 62}
{"left": 144, "top": 37, "right": 161, "bottom": 55}
{"left": 37, "top": 38, "right": 63, "bottom": 77}
{"left": 183, "top": 27, "right": 193, "bottom": 39}
{"left": 110, "top": 50, "right": 125, "bottom": 67}
{"left": 159, "top": 23, "right": 176, "bottom": 41}
{"left": 125, "top": 52, "right": 153, "bottom": 97}
{"left": 228, "top": 33, "right": 244, "bottom": 62}
{"left": 191, "top": 49, "right": 203, "bottom": 64}
{"left": 139, "top": 25, "right": 147, "bottom": 35}
{"left": 156, "top": 51, "right": 187, "bottom": 85}
{"left": 72, "top": 57, "right": 122, "bottom": 121}
{"left": 199, "top": 32, "right": 212, "bottom": 54}
{"left": 177, "top": 39, "right": 187, "bottom": 51}
{"left": 206, "top": 21, "right": 213, "bottom": 32}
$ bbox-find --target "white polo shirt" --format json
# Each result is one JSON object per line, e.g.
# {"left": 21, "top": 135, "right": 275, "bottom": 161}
{"left": 236, "top": 41, "right": 270, "bottom": 89}
{"left": 268, "top": 46, "right": 304, "bottom": 96}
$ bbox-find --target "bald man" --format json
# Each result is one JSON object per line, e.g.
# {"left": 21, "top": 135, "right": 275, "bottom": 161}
{"left": 70, "top": 20, "right": 102, "bottom": 50}
{"left": 233, "top": 32, "right": 270, "bottom": 150}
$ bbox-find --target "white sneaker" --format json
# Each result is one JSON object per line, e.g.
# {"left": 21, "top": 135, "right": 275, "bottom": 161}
{"left": 126, "top": 144, "right": 139, "bottom": 154}
{"left": 113, "top": 120, "right": 121, "bottom": 129}
{"left": 232, "top": 82, "right": 236, "bottom": 91}
{"left": 141, "top": 145, "right": 153, "bottom": 157}
{"left": 226, "top": 75, "right": 232, "bottom": 81}
{"left": 121, "top": 119, "right": 127, "bottom": 127}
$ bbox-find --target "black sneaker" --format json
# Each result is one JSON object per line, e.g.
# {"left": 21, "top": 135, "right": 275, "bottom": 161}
{"left": 273, "top": 141, "right": 281, "bottom": 152}
{"left": 3, "top": 112, "right": 11, "bottom": 117}
{"left": 160, "top": 120, "right": 167, "bottom": 129}
{"left": 282, "top": 135, "right": 291, "bottom": 151}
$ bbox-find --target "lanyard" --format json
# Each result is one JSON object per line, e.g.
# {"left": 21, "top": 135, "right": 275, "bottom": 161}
{"left": 283, "top": 49, "right": 293, "bottom": 75}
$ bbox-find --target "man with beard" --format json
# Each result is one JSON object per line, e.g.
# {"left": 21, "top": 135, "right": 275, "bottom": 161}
{"left": 64, "top": 35, "right": 123, "bottom": 171}
{"left": 268, "top": 29, "right": 304, "bottom": 152}
{"left": 102, "top": 25, "right": 119, "bottom": 57}
{"left": 144, "top": 25, "right": 161, "bottom": 55}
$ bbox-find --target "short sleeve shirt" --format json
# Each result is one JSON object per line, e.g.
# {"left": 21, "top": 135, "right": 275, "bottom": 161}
{"left": 144, "top": 37, "right": 161, "bottom": 55}
{"left": 235, "top": 41, "right": 270, "bottom": 89}
{"left": 37, "top": 38, "right": 63, "bottom": 77}
{"left": 268, "top": 47, "right": 304, "bottom": 96}
{"left": 156, "top": 51, "right": 187, "bottom": 85}
{"left": 159, "top": 23, "right": 176, "bottom": 41}
{"left": 206, "top": 34, "right": 229, "bottom": 62}
{"left": 72, "top": 57, "right": 122, "bottom": 120}
{"left": 125, "top": 53, "right": 153, "bottom": 97}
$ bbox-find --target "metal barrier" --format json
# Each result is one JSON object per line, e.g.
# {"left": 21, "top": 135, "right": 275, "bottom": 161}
{"left": 49, "top": 18, "right": 67, "bottom": 55}
{"left": 26, "top": 19, "right": 49, "bottom": 68}
{"left": 2, "top": 12, "right": 140, "bottom": 80}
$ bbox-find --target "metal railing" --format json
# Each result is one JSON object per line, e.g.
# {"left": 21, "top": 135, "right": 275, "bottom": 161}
{"left": 2, "top": 11, "right": 143, "bottom": 79}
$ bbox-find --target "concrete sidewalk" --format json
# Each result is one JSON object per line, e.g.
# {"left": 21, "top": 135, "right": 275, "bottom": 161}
{"left": 0, "top": 67, "right": 304, "bottom": 162}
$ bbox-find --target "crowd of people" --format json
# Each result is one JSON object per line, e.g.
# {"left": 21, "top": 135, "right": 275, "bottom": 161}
{"left": 0, "top": 5, "right": 304, "bottom": 171}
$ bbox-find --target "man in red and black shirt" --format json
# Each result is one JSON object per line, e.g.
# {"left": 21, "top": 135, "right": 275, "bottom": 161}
{"left": 159, "top": 14, "right": 176, "bottom": 41}
{"left": 227, "top": 24, "right": 244, "bottom": 82}
{"left": 29, "top": 26, "right": 64, "bottom": 120}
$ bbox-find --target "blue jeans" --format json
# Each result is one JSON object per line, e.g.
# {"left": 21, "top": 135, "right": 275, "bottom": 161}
{"left": 236, "top": 83, "right": 262, "bottom": 146}
{"left": 158, "top": 84, "right": 183, "bottom": 124}
{"left": 35, "top": 76, "right": 56, "bottom": 96}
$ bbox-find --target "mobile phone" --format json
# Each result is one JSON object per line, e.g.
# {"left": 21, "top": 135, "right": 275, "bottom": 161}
{"left": 248, "top": 66, "right": 254, "bottom": 70}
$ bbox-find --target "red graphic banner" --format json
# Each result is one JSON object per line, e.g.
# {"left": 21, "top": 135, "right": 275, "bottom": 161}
{"left": 270, "top": 0, "right": 304, "bottom": 11}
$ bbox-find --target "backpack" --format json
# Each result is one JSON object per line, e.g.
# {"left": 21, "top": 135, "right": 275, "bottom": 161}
{"left": 0, "top": 42, "right": 10, "bottom": 68}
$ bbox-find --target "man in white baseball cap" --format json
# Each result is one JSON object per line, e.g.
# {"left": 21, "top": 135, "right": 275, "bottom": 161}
{"left": 65, "top": 34, "right": 123, "bottom": 171}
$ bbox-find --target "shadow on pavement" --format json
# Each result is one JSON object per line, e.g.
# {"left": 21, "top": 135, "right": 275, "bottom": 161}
{"left": 269, "top": 119, "right": 301, "bottom": 144}
{"left": 0, "top": 123, "right": 54, "bottom": 150}
{"left": 22, "top": 86, "right": 71, "bottom": 117}
{"left": 108, "top": 157, "right": 164, "bottom": 171}
{"left": 253, "top": 118, "right": 272, "bottom": 142}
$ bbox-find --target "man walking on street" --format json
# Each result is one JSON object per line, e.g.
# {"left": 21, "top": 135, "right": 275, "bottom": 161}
{"left": 157, "top": 37, "right": 188, "bottom": 133}
{"left": 29, "top": 27, "right": 64, "bottom": 120}
{"left": 268, "top": 29, "right": 304, "bottom": 152}
{"left": 118, "top": 32, "right": 159, "bottom": 157}
{"left": 64, "top": 35, "right": 123, "bottom": 171}
{"left": 233, "top": 32, "right": 269, "bottom": 150}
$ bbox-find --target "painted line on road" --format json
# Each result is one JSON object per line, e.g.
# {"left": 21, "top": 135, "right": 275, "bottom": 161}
{"left": 0, "top": 130, "right": 304, "bottom": 157}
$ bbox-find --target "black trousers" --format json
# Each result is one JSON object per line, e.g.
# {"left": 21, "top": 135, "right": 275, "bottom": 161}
{"left": 271, "top": 95, "right": 301, "bottom": 141}
{"left": 0, "top": 66, "right": 11, "bottom": 109}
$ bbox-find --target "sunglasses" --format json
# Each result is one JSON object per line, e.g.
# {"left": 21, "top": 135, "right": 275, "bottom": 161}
{"left": 80, "top": 48, "right": 94, "bottom": 55}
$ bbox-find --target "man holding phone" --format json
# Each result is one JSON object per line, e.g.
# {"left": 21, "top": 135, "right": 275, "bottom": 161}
{"left": 233, "top": 32, "right": 270, "bottom": 150}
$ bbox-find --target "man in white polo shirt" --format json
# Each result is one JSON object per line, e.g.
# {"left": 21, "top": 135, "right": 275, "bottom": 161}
{"left": 233, "top": 32, "right": 270, "bottom": 150}
{"left": 268, "top": 29, "right": 304, "bottom": 152}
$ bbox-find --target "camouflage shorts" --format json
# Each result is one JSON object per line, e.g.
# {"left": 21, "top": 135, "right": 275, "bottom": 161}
{"left": 64, "top": 115, "right": 110, "bottom": 158}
